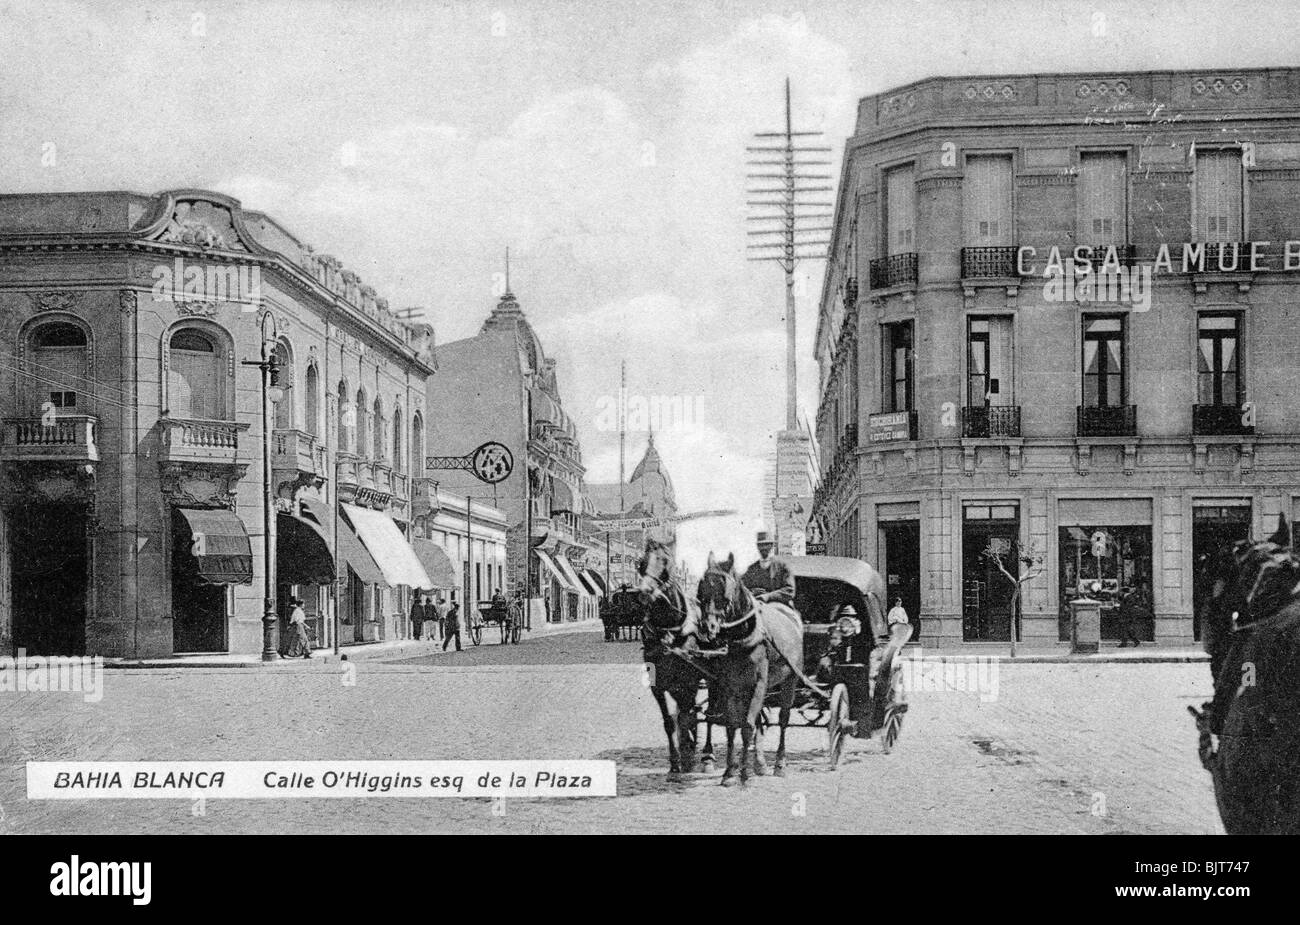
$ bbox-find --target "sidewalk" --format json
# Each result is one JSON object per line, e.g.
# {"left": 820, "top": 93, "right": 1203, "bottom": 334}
{"left": 899, "top": 645, "right": 1208, "bottom": 664}
{"left": 100, "top": 618, "right": 606, "bottom": 669}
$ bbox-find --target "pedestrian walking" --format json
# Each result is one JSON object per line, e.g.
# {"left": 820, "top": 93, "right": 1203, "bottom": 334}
{"left": 442, "top": 599, "right": 462, "bottom": 651}
{"left": 279, "top": 597, "right": 312, "bottom": 659}
{"left": 1117, "top": 585, "right": 1144, "bottom": 648}
{"left": 409, "top": 594, "right": 424, "bottom": 640}
{"left": 435, "top": 595, "right": 449, "bottom": 640}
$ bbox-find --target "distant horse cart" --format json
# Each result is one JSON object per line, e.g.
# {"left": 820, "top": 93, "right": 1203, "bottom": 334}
{"left": 601, "top": 588, "right": 643, "bottom": 641}
{"left": 470, "top": 599, "right": 522, "bottom": 645}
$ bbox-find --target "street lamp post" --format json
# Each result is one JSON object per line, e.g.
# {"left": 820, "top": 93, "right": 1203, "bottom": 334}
{"left": 243, "top": 311, "right": 283, "bottom": 662}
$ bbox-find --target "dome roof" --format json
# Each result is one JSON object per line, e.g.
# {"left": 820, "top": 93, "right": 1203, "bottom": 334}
{"left": 481, "top": 287, "right": 545, "bottom": 373}
{"left": 629, "top": 432, "right": 675, "bottom": 509}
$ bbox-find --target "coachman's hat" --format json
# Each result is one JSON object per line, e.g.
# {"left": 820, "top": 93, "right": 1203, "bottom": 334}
{"left": 756, "top": 530, "right": 774, "bottom": 545}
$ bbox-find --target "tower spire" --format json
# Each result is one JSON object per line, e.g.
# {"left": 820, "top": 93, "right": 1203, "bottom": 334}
{"left": 504, "top": 246, "right": 512, "bottom": 297}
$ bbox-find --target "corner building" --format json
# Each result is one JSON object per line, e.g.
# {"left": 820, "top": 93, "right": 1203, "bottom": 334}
{"left": 813, "top": 68, "right": 1300, "bottom": 648}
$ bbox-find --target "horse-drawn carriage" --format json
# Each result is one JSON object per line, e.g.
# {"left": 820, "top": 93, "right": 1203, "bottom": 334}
{"left": 770, "top": 555, "right": 911, "bottom": 762}
{"left": 601, "top": 586, "right": 643, "bottom": 641}
{"left": 469, "top": 599, "right": 522, "bottom": 645}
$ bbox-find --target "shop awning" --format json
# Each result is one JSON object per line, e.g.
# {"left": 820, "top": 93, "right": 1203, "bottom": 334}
{"left": 337, "top": 513, "right": 387, "bottom": 586}
{"left": 535, "top": 549, "right": 578, "bottom": 593}
{"left": 553, "top": 554, "right": 590, "bottom": 597}
{"left": 340, "top": 503, "right": 432, "bottom": 590}
{"left": 414, "top": 538, "right": 457, "bottom": 589}
{"left": 299, "top": 495, "right": 332, "bottom": 530}
{"left": 277, "top": 512, "right": 336, "bottom": 586}
{"left": 580, "top": 569, "right": 605, "bottom": 596}
{"left": 173, "top": 507, "right": 253, "bottom": 586}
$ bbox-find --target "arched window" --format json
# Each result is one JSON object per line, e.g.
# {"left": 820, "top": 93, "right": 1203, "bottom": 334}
{"left": 372, "top": 396, "right": 385, "bottom": 462}
{"left": 411, "top": 412, "right": 424, "bottom": 478}
{"left": 304, "top": 363, "right": 320, "bottom": 438}
{"left": 169, "top": 328, "right": 222, "bottom": 419}
{"left": 272, "top": 340, "right": 294, "bottom": 430}
{"left": 356, "top": 388, "right": 369, "bottom": 459}
{"left": 27, "top": 321, "right": 88, "bottom": 414}
{"left": 392, "top": 404, "right": 403, "bottom": 473}
{"left": 337, "top": 380, "right": 351, "bottom": 453}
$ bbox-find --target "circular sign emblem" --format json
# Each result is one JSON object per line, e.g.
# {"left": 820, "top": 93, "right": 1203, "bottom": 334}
{"left": 472, "top": 442, "right": 514, "bottom": 484}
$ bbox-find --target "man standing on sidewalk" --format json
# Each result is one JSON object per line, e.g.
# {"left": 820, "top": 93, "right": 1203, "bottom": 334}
{"left": 409, "top": 594, "right": 425, "bottom": 640}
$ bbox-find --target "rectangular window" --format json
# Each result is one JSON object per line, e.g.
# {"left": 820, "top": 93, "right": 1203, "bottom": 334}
{"left": 48, "top": 391, "right": 77, "bottom": 409}
{"left": 1082, "top": 315, "right": 1126, "bottom": 408}
{"left": 1196, "top": 150, "right": 1244, "bottom": 242}
{"left": 1078, "top": 152, "right": 1127, "bottom": 244}
{"left": 884, "top": 164, "right": 916, "bottom": 255}
{"left": 1197, "top": 314, "right": 1241, "bottom": 406}
{"left": 883, "top": 321, "right": 914, "bottom": 412}
{"left": 967, "top": 317, "right": 1014, "bottom": 406}
{"left": 963, "top": 154, "right": 1013, "bottom": 245}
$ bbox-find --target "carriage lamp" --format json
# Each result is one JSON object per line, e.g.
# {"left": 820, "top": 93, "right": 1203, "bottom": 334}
{"left": 837, "top": 616, "right": 862, "bottom": 638}
{"left": 1088, "top": 580, "right": 1103, "bottom": 595}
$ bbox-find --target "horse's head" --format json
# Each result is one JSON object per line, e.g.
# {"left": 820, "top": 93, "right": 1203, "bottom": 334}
{"left": 635, "top": 539, "right": 673, "bottom": 599}
{"left": 1198, "top": 514, "right": 1296, "bottom": 679}
{"left": 696, "top": 551, "right": 745, "bottom": 644}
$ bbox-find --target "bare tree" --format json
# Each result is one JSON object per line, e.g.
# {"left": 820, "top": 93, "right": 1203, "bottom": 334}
{"left": 981, "top": 538, "right": 1046, "bottom": 658}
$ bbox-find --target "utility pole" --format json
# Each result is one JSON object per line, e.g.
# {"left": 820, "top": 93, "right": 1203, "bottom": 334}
{"left": 746, "top": 77, "right": 833, "bottom": 431}
{"left": 747, "top": 78, "right": 831, "bottom": 551}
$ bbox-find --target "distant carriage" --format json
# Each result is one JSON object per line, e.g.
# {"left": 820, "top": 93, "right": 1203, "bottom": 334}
{"left": 471, "top": 599, "right": 522, "bottom": 645}
{"left": 601, "top": 587, "right": 643, "bottom": 641}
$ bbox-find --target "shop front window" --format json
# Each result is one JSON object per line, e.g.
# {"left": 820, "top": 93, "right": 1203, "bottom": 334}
{"left": 962, "top": 504, "right": 1020, "bottom": 642}
{"left": 1058, "top": 525, "right": 1153, "bottom": 642}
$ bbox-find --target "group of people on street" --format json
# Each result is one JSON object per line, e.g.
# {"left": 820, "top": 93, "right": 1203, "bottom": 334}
{"left": 409, "top": 594, "right": 462, "bottom": 650}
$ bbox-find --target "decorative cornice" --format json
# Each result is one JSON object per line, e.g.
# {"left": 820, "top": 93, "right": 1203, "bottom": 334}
{"left": 1016, "top": 173, "right": 1077, "bottom": 186}
{"left": 1249, "top": 168, "right": 1300, "bottom": 182}
{"left": 916, "top": 175, "right": 963, "bottom": 191}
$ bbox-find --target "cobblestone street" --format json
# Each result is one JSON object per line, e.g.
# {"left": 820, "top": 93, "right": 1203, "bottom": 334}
{"left": 0, "top": 631, "right": 1223, "bottom": 834}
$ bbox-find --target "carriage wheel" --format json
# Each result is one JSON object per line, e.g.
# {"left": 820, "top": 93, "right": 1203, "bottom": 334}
{"left": 881, "top": 666, "right": 907, "bottom": 754}
{"left": 469, "top": 623, "right": 482, "bottom": 646}
{"left": 511, "top": 620, "right": 522, "bottom": 644}
{"left": 827, "top": 684, "right": 850, "bottom": 768}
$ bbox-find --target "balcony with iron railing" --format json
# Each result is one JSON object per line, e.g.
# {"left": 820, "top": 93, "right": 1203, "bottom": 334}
{"left": 961, "top": 246, "right": 1023, "bottom": 280}
{"left": 869, "top": 253, "right": 918, "bottom": 289}
{"left": 1, "top": 415, "right": 99, "bottom": 463}
{"left": 1077, "top": 405, "right": 1137, "bottom": 438}
{"left": 961, "top": 405, "right": 1022, "bottom": 438}
{"left": 1193, "top": 403, "right": 1254, "bottom": 436}
{"left": 158, "top": 417, "right": 248, "bottom": 466}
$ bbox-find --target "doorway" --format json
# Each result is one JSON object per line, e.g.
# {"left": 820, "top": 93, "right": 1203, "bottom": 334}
{"left": 877, "top": 519, "right": 921, "bottom": 640}
{"left": 10, "top": 502, "right": 88, "bottom": 656}
{"left": 170, "top": 511, "right": 228, "bottom": 653}
{"left": 962, "top": 504, "right": 1021, "bottom": 642}
{"left": 1192, "top": 504, "right": 1252, "bottom": 642}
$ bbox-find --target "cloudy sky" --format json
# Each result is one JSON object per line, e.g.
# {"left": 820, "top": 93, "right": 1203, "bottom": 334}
{"left": 2, "top": 0, "right": 1296, "bottom": 566}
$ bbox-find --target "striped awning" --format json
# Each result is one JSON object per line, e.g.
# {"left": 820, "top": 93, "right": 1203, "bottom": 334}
{"left": 534, "top": 549, "right": 578, "bottom": 593}
{"left": 553, "top": 554, "right": 589, "bottom": 598}
{"left": 579, "top": 569, "right": 605, "bottom": 596}
{"left": 173, "top": 508, "right": 253, "bottom": 586}
{"left": 277, "top": 512, "right": 336, "bottom": 586}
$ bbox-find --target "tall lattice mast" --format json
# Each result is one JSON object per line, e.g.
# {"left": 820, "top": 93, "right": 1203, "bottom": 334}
{"left": 746, "top": 78, "right": 833, "bottom": 431}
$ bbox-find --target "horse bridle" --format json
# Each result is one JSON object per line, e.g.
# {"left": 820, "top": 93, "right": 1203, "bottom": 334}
{"left": 700, "top": 569, "right": 758, "bottom": 636}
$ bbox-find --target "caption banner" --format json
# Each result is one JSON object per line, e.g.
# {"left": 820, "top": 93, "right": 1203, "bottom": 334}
{"left": 27, "top": 760, "right": 616, "bottom": 799}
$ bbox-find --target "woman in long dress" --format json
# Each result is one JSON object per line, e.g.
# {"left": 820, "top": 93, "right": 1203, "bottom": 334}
{"left": 280, "top": 597, "right": 313, "bottom": 658}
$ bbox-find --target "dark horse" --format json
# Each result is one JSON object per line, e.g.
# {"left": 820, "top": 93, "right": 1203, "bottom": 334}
{"left": 695, "top": 552, "right": 802, "bottom": 785}
{"left": 635, "top": 540, "right": 713, "bottom": 778}
{"left": 1194, "top": 513, "right": 1300, "bottom": 834}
